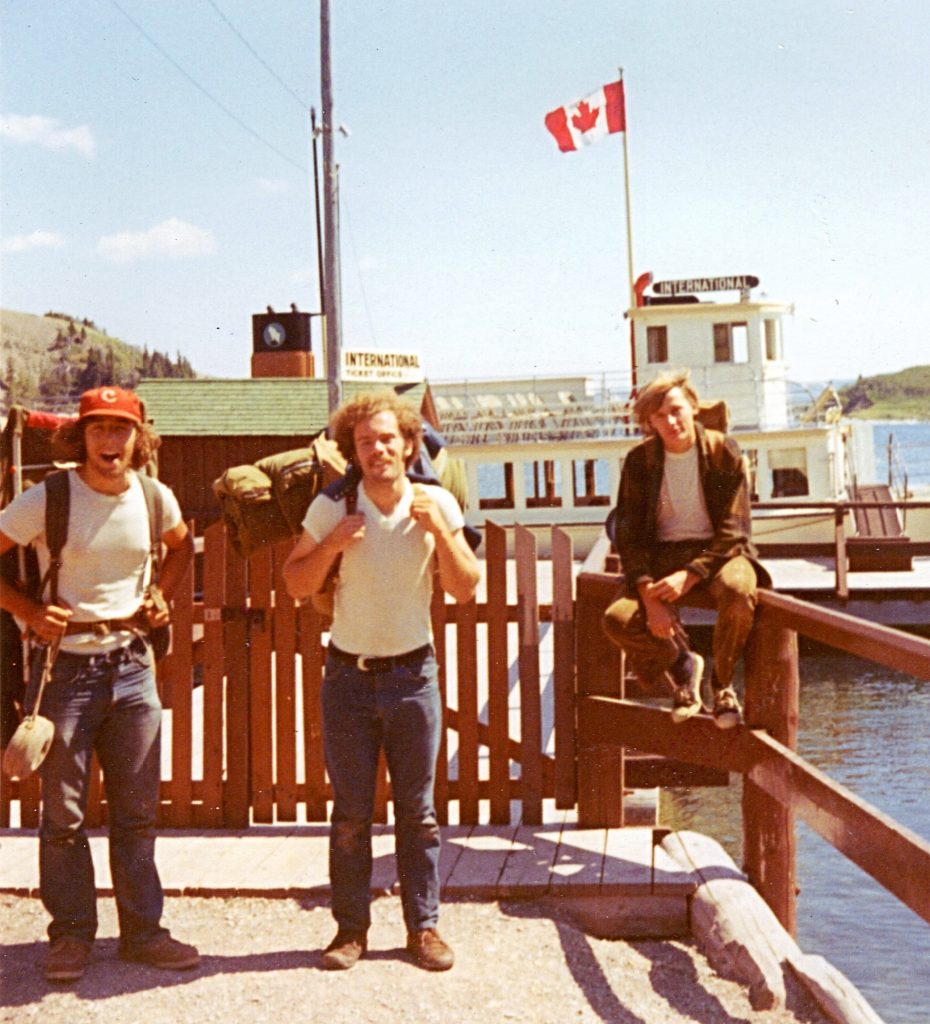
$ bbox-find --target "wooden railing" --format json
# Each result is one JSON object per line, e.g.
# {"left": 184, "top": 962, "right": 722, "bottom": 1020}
{"left": 575, "top": 537, "right": 930, "bottom": 934}
{"left": 753, "top": 498, "right": 930, "bottom": 597}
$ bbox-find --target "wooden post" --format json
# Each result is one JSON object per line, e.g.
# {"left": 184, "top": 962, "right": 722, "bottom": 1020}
{"left": 575, "top": 569, "right": 625, "bottom": 827}
{"left": 742, "top": 604, "right": 799, "bottom": 934}
{"left": 485, "top": 523, "right": 511, "bottom": 824}
{"left": 834, "top": 506, "right": 848, "bottom": 599}
{"left": 551, "top": 527, "right": 577, "bottom": 809}
{"left": 515, "top": 525, "right": 543, "bottom": 824}
{"left": 200, "top": 521, "right": 226, "bottom": 827}
{"left": 223, "top": 538, "right": 250, "bottom": 828}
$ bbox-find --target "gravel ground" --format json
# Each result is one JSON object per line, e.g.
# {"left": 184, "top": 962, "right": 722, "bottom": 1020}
{"left": 0, "top": 894, "right": 830, "bottom": 1024}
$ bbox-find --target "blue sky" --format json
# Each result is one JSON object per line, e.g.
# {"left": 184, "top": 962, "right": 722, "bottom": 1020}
{"left": 2, "top": 0, "right": 928, "bottom": 385}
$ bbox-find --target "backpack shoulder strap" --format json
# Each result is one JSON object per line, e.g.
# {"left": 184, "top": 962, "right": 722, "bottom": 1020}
{"left": 136, "top": 472, "right": 164, "bottom": 574}
{"left": 42, "top": 470, "right": 70, "bottom": 605}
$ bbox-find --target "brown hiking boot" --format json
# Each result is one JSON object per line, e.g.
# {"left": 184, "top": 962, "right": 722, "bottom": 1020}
{"left": 321, "top": 930, "right": 367, "bottom": 970}
{"left": 406, "top": 928, "right": 454, "bottom": 971}
{"left": 119, "top": 934, "right": 200, "bottom": 970}
{"left": 45, "top": 936, "right": 92, "bottom": 982}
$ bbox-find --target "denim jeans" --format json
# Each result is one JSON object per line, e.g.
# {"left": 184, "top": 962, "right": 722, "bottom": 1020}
{"left": 29, "top": 636, "right": 167, "bottom": 949}
{"left": 321, "top": 647, "right": 442, "bottom": 934}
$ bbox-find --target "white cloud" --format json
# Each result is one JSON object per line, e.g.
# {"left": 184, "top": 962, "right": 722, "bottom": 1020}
{"left": 1, "top": 230, "right": 67, "bottom": 254}
{"left": 96, "top": 217, "right": 218, "bottom": 264}
{"left": 256, "top": 176, "right": 289, "bottom": 194}
{"left": 0, "top": 113, "right": 96, "bottom": 158}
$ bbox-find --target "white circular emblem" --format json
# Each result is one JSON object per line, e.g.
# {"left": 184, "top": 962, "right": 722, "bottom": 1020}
{"left": 100, "top": 387, "right": 119, "bottom": 403}
{"left": 263, "top": 322, "right": 286, "bottom": 349}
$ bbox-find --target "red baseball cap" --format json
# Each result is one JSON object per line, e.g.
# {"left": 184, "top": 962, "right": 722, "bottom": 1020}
{"left": 77, "top": 386, "right": 144, "bottom": 425}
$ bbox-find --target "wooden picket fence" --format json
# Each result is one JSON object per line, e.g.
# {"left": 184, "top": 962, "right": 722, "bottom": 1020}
{"left": 1, "top": 521, "right": 578, "bottom": 830}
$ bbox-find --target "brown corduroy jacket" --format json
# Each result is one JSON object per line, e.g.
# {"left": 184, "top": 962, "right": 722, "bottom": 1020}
{"left": 609, "top": 423, "right": 771, "bottom": 597}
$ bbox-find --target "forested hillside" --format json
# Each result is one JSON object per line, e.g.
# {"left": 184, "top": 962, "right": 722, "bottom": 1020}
{"left": 1, "top": 308, "right": 194, "bottom": 414}
{"left": 840, "top": 365, "right": 930, "bottom": 420}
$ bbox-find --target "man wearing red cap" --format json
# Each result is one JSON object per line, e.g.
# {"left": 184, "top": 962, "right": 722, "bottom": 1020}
{"left": 0, "top": 387, "right": 199, "bottom": 982}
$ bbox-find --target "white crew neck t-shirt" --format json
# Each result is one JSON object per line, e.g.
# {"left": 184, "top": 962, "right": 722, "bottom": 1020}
{"left": 302, "top": 478, "right": 464, "bottom": 657}
{"left": 0, "top": 470, "right": 182, "bottom": 653}
{"left": 655, "top": 445, "right": 714, "bottom": 542}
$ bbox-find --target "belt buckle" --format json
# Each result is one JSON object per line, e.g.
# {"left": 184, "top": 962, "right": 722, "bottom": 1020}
{"left": 357, "top": 655, "right": 372, "bottom": 672}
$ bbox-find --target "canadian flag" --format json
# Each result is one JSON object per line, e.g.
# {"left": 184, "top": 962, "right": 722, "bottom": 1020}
{"left": 544, "top": 80, "right": 626, "bottom": 153}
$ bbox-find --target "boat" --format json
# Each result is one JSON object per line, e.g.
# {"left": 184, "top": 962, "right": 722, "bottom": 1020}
{"left": 430, "top": 276, "right": 930, "bottom": 566}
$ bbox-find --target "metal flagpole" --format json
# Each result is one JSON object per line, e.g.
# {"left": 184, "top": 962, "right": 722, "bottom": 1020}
{"left": 618, "top": 67, "right": 638, "bottom": 389}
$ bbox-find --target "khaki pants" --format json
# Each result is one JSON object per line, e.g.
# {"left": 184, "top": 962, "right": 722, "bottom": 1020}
{"left": 602, "top": 550, "right": 757, "bottom": 692}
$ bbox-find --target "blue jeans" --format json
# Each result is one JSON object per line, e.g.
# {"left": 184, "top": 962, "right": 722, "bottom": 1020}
{"left": 29, "top": 636, "right": 167, "bottom": 950}
{"left": 321, "top": 648, "right": 442, "bottom": 934}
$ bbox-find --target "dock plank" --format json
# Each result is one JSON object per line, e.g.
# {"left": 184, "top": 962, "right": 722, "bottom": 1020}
{"left": 443, "top": 823, "right": 520, "bottom": 897}
{"left": 548, "top": 826, "right": 605, "bottom": 896}
{"left": 370, "top": 823, "right": 397, "bottom": 893}
{"left": 602, "top": 827, "right": 695, "bottom": 892}
{"left": 497, "top": 821, "right": 564, "bottom": 897}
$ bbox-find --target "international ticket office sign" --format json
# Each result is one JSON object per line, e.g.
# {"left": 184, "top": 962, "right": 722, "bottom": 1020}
{"left": 341, "top": 349, "right": 424, "bottom": 384}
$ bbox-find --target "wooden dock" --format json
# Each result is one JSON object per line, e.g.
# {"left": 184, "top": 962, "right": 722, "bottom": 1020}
{"left": 0, "top": 820, "right": 694, "bottom": 936}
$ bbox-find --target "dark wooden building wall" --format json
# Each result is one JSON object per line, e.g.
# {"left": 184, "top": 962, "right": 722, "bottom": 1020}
{"left": 156, "top": 434, "right": 312, "bottom": 526}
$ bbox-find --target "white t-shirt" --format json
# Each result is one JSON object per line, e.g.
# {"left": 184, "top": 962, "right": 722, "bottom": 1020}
{"left": 0, "top": 470, "right": 182, "bottom": 653}
{"left": 303, "top": 478, "right": 465, "bottom": 657}
{"left": 656, "top": 445, "right": 714, "bottom": 542}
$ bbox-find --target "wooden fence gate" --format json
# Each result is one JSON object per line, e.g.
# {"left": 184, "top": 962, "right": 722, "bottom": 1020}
{"left": 2, "top": 521, "right": 578, "bottom": 830}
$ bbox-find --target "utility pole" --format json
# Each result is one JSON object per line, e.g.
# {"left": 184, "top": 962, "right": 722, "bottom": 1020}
{"left": 320, "top": 0, "right": 341, "bottom": 413}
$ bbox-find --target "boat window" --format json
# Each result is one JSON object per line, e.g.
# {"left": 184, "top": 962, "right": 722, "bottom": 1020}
{"left": 525, "top": 460, "right": 562, "bottom": 508}
{"left": 769, "top": 447, "right": 809, "bottom": 497}
{"left": 572, "top": 459, "right": 611, "bottom": 507}
{"left": 647, "top": 325, "right": 668, "bottom": 363}
{"left": 764, "top": 319, "right": 782, "bottom": 361}
{"left": 478, "top": 462, "right": 515, "bottom": 510}
{"left": 713, "top": 322, "right": 748, "bottom": 363}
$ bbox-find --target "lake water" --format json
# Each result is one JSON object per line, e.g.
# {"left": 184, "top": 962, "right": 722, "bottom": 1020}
{"left": 661, "top": 653, "right": 930, "bottom": 1023}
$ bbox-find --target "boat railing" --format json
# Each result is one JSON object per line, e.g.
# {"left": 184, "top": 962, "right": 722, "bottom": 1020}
{"left": 437, "top": 394, "right": 639, "bottom": 445}
{"left": 753, "top": 498, "right": 930, "bottom": 596}
{"left": 575, "top": 534, "right": 930, "bottom": 936}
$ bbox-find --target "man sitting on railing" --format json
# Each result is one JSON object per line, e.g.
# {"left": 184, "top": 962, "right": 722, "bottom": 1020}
{"left": 602, "top": 370, "right": 771, "bottom": 728}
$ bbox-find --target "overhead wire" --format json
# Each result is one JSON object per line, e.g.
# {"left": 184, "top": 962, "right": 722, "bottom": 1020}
{"left": 106, "top": 0, "right": 307, "bottom": 173}
{"left": 204, "top": 0, "right": 311, "bottom": 113}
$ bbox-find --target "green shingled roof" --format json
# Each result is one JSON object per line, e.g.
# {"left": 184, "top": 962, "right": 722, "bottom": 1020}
{"left": 135, "top": 378, "right": 428, "bottom": 436}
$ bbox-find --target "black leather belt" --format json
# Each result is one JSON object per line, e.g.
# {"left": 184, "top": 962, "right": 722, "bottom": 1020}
{"left": 328, "top": 643, "right": 432, "bottom": 674}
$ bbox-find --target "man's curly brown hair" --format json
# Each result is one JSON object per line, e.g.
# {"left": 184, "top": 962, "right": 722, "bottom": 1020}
{"left": 52, "top": 417, "right": 161, "bottom": 470}
{"left": 330, "top": 390, "right": 421, "bottom": 467}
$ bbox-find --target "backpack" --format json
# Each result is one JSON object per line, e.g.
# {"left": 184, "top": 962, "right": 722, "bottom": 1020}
{"left": 41, "top": 470, "right": 171, "bottom": 660}
{"left": 212, "top": 433, "right": 347, "bottom": 558}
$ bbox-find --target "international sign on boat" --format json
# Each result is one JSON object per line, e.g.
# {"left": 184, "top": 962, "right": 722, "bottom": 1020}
{"left": 652, "top": 275, "right": 759, "bottom": 295}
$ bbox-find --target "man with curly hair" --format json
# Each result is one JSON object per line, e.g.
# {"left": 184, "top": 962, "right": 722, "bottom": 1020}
{"left": 284, "top": 390, "right": 479, "bottom": 972}
{"left": 0, "top": 386, "right": 198, "bottom": 982}
{"left": 603, "top": 371, "right": 770, "bottom": 728}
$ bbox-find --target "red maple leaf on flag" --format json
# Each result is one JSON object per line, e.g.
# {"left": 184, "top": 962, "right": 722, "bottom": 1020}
{"left": 571, "top": 100, "right": 600, "bottom": 134}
